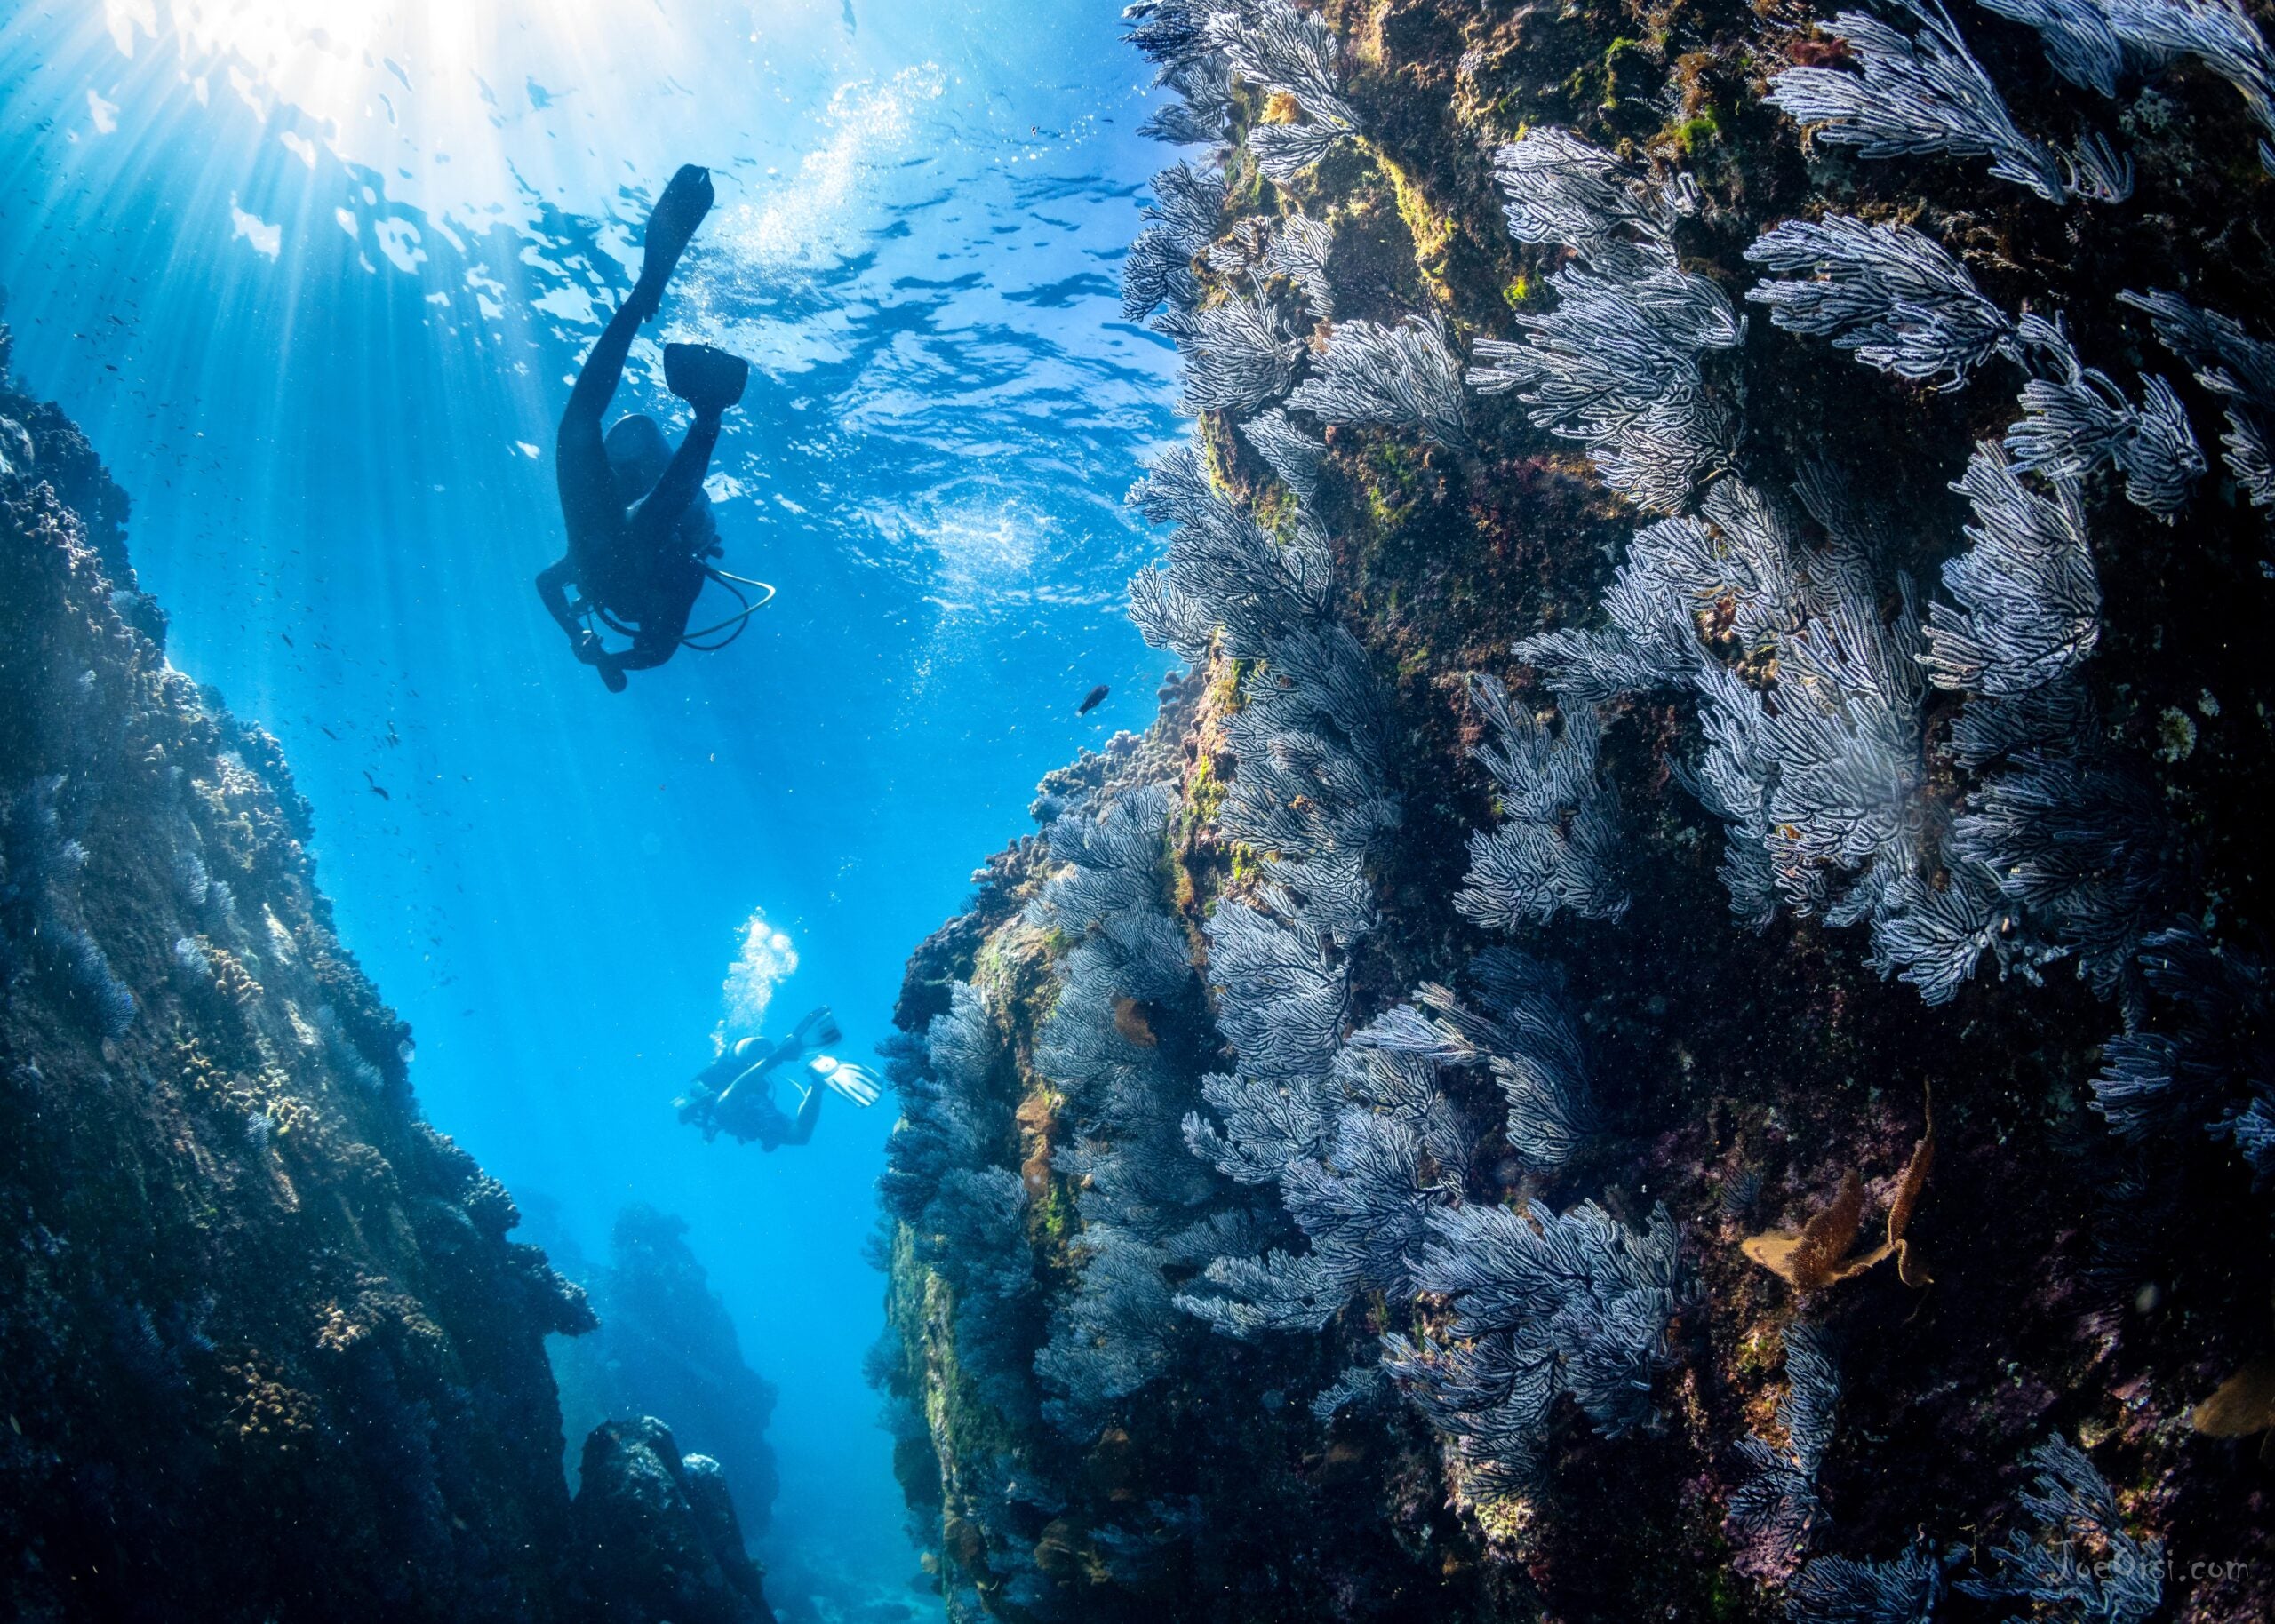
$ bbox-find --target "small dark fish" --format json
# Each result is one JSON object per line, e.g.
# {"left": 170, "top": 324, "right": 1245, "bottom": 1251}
{"left": 363, "top": 771, "right": 391, "bottom": 802}
{"left": 280, "top": 633, "right": 293, "bottom": 648}
{"left": 320, "top": 726, "right": 339, "bottom": 740}
{"left": 1077, "top": 683, "right": 1110, "bottom": 716}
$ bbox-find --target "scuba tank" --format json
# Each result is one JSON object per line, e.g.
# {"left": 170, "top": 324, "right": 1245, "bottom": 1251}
{"left": 712, "top": 1007, "right": 841, "bottom": 1109}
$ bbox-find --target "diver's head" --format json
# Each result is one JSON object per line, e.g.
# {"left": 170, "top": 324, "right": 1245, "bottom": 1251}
{"left": 604, "top": 414, "right": 672, "bottom": 502}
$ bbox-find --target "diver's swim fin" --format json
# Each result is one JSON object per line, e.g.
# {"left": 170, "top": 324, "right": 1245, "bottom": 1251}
{"left": 792, "top": 1006, "right": 843, "bottom": 1049}
{"left": 807, "top": 1055, "right": 883, "bottom": 1108}
{"left": 642, "top": 165, "right": 714, "bottom": 293}
{"left": 665, "top": 342, "right": 750, "bottom": 415}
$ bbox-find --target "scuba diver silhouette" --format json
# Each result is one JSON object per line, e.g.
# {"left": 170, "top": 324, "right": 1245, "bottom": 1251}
{"left": 676, "top": 1005, "right": 883, "bottom": 1150}
{"left": 536, "top": 164, "right": 775, "bottom": 692}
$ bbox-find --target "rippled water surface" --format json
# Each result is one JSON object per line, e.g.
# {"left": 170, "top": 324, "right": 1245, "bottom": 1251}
{"left": 0, "top": 1, "right": 1178, "bottom": 1608}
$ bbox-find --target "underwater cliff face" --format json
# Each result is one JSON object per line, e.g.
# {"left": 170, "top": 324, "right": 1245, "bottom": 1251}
{"left": 0, "top": 337, "right": 775, "bottom": 1624}
{"left": 874, "top": 4, "right": 2275, "bottom": 1621}
{"left": 0, "top": 333, "right": 592, "bottom": 1617}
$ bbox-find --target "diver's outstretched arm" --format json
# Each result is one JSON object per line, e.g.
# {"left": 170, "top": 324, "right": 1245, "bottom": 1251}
{"left": 780, "top": 1083, "right": 824, "bottom": 1147}
{"left": 537, "top": 555, "right": 605, "bottom": 651}
{"left": 536, "top": 556, "right": 627, "bottom": 689}
{"left": 534, "top": 556, "right": 585, "bottom": 639}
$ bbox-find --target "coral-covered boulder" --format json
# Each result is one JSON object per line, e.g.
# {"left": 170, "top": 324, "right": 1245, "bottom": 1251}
{"left": 575, "top": 1417, "right": 774, "bottom": 1624}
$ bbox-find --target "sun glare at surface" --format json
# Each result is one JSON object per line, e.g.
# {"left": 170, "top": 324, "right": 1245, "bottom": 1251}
{"left": 86, "top": 0, "right": 843, "bottom": 240}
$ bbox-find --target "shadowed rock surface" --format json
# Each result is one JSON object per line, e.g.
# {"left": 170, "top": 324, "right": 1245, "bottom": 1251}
{"left": 576, "top": 1417, "right": 775, "bottom": 1624}
{"left": 0, "top": 323, "right": 774, "bottom": 1623}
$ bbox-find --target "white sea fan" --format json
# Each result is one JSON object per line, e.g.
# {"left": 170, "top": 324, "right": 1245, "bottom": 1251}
{"left": 1264, "top": 212, "right": 1335, "bottom": 318}
{"left": 2103, "top": 0, "right": 2275, "bottom": 173}
{"left": 1982, "top": 0, "right": 2128, "bottom": 95}
{"left": 1923, "top": 442, "right": 2102, "bottom": 697}
{"left": 1454, "top": 676, "right": 1629, "bottom": 930}
{"left": 2121, "top": 286, "right": 2275, "bottom": 505}
{"left": 1289, "top": 313, "right": 1472, "bottom": 450}
{"left": 2005, "top": 315, "right": 2204, "bottom": 517}
{"left": 1206, "top": 0, "right": 1361, "bottom": 180}
{"left": 1960, "top": 1436, "right": 2164, "bottom": 1622}
{"left": 1745, "top": 215, "right": 2018, "bottom": 389}
{"left": 1487, "top": 126, "right": 1677, "bottom": 276}
{"left": 1470, "top": 261, "right": 1744, "bottom": 512}
{"left": 1767, "top": 0, "right": 2110, "bottom": 203}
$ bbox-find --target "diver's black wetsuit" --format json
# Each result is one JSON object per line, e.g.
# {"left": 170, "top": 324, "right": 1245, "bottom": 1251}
{"left": 680, "top": 1034, "right": 826, "bottom": 1150}
{"left": 535, "top": 165, "right": 743, "bottom": 691}
{"left": 673, "top": 1010, "right": 879, "bottom": 1148}
{"left": 539, "top": 297, "right": 715, "bottom": 673}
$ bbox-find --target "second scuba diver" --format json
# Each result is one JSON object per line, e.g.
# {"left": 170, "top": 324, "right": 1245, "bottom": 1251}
{"left": 537, "top": 163, "right": 767, "bottom": 691}
{"left": 677, "top": 1005, "right": 883, "bottom": 1150}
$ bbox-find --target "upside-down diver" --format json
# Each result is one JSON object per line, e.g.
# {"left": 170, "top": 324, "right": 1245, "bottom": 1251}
{"left": 535, "top": 164, "right": 772, "bottom": 691}
{"left": 676, "top": 1005, "right": 883, "bottom": 1150}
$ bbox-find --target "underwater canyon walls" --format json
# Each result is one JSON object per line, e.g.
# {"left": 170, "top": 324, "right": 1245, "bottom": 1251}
{"left": 0, "top": 328, "right": 770, "bottom": 1624}
{"left": 874, "top": 3, "right": 2275, "bottom": 1621}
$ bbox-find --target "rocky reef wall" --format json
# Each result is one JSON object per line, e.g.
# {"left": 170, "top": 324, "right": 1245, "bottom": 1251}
{"left": 539, "top": 1200, "right": 783, "bottom": 1541}
{"left": 874, "top": 4, "right": 2275, "bottom": 1621}
{"left": 0, "top": 330, "right": 770, "bottom": 1624}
